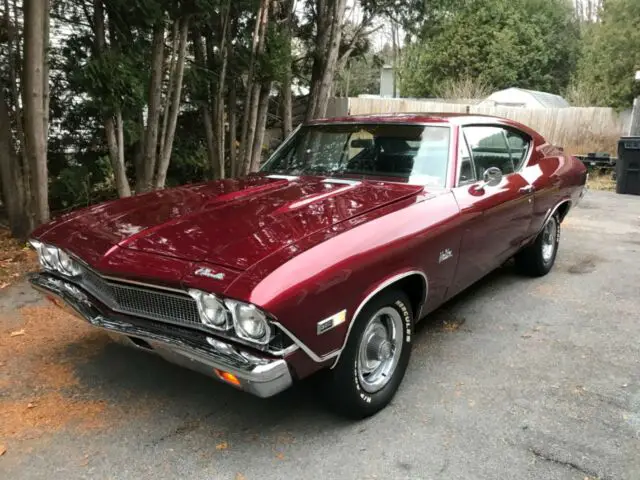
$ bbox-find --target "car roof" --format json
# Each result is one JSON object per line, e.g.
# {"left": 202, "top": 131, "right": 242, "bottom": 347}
{"left": 306, "top": 112, "right": 545, "bottom": 142}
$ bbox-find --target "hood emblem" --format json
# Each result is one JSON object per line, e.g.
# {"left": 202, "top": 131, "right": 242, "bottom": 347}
{"left": 194, "top": 267, "right": 225, "bottom": 281}
{"left": 438, "top": 248, "right": 453, "bottom": 263}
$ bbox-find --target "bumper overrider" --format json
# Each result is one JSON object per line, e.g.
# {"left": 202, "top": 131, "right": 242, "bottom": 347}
{"left": 29, "top": 272, "right": 293, "bottom": 398}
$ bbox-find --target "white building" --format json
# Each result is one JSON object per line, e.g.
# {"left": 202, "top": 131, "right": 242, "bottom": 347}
{"left": 478, "top": 87, "right": 570, "bottom": 109}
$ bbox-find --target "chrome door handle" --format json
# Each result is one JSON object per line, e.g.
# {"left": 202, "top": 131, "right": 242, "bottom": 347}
{"left": 519, "top": 185, "right": 535, "bottom": 194}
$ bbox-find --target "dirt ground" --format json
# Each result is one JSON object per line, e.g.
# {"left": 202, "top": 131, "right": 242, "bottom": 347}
{"left": 0, "top": 189, "right": 639, "bottom": 480}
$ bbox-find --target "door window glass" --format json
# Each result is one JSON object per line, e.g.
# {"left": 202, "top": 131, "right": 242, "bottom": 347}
{"left": 463, "top": 126, "right": 515, "bottom": 175}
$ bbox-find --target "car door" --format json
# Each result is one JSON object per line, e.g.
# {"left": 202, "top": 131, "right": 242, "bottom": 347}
{"left": 447, "top": 125, "right": 534, "bottom": 298}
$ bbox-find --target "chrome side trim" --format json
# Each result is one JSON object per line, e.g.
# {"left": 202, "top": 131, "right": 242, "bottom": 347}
{"left": 272, "top": 321, "right": 340, "bottom": 363}
{"left": 330, "top": 270, "right": 428, "bottom": 369}
{"left": 539, "top": 199, "right": 571, "bottom": 233}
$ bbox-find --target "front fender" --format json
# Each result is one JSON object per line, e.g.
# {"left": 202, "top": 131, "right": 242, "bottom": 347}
{"left": 224, "top": 192, "right": 461, "bottom": 375}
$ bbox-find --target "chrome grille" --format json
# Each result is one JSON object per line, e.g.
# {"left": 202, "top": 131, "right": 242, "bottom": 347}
{"left": 78, "top": 266, "right": 200, "bottom": 327}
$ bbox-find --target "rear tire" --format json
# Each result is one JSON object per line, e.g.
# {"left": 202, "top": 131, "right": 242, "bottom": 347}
{"left": 515, "top": 214, "right": 560, "bottom": 277}
{"left": 325, "top": 289, "right": 413, "bottom": 419}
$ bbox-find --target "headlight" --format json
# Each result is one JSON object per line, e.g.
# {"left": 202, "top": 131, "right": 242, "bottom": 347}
{"left": 225, "top": 300, "right": 271, "bottom": 345}
{"left": 28, "top": 240, "right": 82, "bottom": 277}
{"left": 58, "top": 250, "right": 82, "bottom": 277}
{"left": 188, "top": 290, "right": 231, "bottom": 330}
{"left": 41, "top": 244, "right": 60, "bottom": 270}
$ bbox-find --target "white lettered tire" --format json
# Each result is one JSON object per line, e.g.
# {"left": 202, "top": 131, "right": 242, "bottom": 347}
{"left": 325, "top": 289, "right": 413, "bottom": 419}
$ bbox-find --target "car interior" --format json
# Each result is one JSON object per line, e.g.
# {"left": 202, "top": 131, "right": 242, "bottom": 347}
{"left": 346, "top": 136, "right": 449, "bottom": 179}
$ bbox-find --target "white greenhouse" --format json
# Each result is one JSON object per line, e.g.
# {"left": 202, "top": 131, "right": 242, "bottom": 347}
{"left": 478, "top": 87, "right": 570, "bottom": 109}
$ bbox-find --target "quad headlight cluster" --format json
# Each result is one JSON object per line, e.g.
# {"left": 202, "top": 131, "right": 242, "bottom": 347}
{"left": 188, "top": 289, "right": 272, "bottom": 345}
{"left": 29, "top": 240, "right": 82, "bottom": 277}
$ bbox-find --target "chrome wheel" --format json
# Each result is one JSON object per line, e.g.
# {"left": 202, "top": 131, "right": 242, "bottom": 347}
{"left": 357, "top": 306, "right": 404, "bottom": 393}
{"left": 541, "top": 218, "right": 557, "bottom": 263}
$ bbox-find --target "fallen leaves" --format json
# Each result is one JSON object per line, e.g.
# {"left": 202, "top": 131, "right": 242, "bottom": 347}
{"left": 215, "top": 441, "right": 228, "bottom": 450}
{"left": 0, "top": 305, "right": 111, "bottom": 439}
{"left": 0, "top": 444, "right": 6, "bottom": 456}
{"left": 0, "top": 229, "right": 38, "bottom": 288}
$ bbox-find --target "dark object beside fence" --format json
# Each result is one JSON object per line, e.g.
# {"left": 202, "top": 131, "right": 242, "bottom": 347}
{"left": 616, "top": 137, "right": 640, "bottom": 195}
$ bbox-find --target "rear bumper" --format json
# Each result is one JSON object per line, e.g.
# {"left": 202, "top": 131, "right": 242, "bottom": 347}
{"left": 29, "top": 273, "right": 293, "bottom": 398}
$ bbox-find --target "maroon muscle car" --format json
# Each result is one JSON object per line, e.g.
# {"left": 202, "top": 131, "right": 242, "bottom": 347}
{"left": 28, "top": 113, "right": 587, "bottom": 418}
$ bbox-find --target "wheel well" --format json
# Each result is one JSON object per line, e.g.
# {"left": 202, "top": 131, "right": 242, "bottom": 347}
{"left": 556, "top": 201, "right": 571, "bottom": 222}
{"left": 391, "top": 274, "right": 427, "bottom": 319}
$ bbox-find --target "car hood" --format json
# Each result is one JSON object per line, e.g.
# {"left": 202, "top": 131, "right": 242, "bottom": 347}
{"left": 37, "top": 175, "right": 424, "bottom": 271}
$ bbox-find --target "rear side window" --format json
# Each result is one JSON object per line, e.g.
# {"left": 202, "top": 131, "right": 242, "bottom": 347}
{"left": 463, "top": 126, "right": 515, "bottom": 175}
{"left": 505, "top": 130, "right": 531, "bottom": 170}
{"left": 462, "top": 125, "right": 532, "bottom": 175}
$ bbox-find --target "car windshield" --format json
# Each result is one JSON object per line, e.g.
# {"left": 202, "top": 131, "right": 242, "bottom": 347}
{"left": 261, "top": 124, "right": 451, "bottom": 187}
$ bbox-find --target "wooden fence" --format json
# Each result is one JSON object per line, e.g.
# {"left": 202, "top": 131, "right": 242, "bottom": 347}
{"left": 328, "top": 97, "right": 628, "bottom": 154}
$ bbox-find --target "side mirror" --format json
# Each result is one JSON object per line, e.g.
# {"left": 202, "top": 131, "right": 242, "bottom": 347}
{"left": 481, "top": 167, "right": 503, "bottom": 188}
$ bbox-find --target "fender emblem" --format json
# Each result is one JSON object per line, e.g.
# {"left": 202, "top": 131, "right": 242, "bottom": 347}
{"left": 194, "top": 267, "right": 225, "bottom": 280}
{"left": 438, "top": 248, "right": 453, "bottom": 263}
{"left": 317, "top": 309, "right": 347, "bottom": 335}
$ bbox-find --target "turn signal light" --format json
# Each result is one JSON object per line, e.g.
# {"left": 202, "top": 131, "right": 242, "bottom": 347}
{"left": 214, "top": 369, "right": 241, "bottom": 387}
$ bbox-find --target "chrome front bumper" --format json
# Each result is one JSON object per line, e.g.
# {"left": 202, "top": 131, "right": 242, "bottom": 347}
{"left": 29, "top": 273, "right": 293, "bottom": 398}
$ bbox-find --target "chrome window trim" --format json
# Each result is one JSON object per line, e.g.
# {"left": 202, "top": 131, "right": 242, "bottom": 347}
{"left": 261, "top": 122, "right": 452, "bottom": 189}
{"left": 260, "top": 124, "right": 302, "bottom": 171}
{"left": 330, "top": 270, "right": 428, "bottom": 369}
{"left": 456, "top": 124, "right": 534, "bottom": 188}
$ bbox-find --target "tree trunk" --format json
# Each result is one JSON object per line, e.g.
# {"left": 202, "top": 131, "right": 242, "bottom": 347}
{"left": 94, "top": 0, "right": 131, "bottom": 197}
{"left": 214, "top": 4, "right": 230, "bottom": 180}
{"left": 238, "top": 0, "right": 267, "bottom": 173}
{"left": 133, "top": 109, "right": 145, "bottom": 187}
{"left": 193, "top": 30, "right": 220, "bottom": 179}
{"left": 5, "top": 0, "right": 30, "bottom": 224}
{"left": 139, "top": 22, "right": 165, "bottom": 192}
{"left": 305, "top": 0, "right": 331, "bottom": 122}
{"left": 0, "top": 92, "right": 29, "bottom": 238}
{"left": 104, "top": 114, "right": 131, "bottom": 197}
{"left": 228, "top": 82, "right": 237, "bottom": 177}
{"left": 280, "top": 0, "right": 294, "bottom": 138}
{"left": 281, "top": 75, "right": 292, "bottom": 138}
{"left": 154, "top": 16, "right": 189, "bottom": 189}
{"left": 241, "top": 83, "right": 261, "bottom": 175}
{"left": 312, "top": 0, "right": 347, "bottom": 120}
{"left": 159, "top": 19, "right": 179, "bottom": 164}
{"left": 23, "top": 0, "right": 49, "bottom": 225}
{"left": 42, "top": 0, "right": 50, "bottom": 143}
{"left": 250, "top": 82, "right": 271, "bottom": 172}
{"left": 202, "top": 107, "right": 219, "bottom": 178}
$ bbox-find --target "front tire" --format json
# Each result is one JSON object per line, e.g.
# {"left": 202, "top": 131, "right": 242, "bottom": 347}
{"left": 515, "top": 214, "right": 560, "bottom": 277}
{"left": 325, "top": 289, "right": 413, "bottom": 419}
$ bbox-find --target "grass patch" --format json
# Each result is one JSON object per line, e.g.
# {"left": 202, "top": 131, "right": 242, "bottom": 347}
{"left": 587, "top": 171, "right": 616, "bottom": 192}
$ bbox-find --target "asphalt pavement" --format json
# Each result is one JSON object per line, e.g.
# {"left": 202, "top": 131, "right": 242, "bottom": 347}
{"left": 1, "top": 189, "right": 639, "bottom": 480}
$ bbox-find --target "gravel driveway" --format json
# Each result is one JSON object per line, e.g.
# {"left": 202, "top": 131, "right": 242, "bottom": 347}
{"left": 1, "top": 190, "right": 639, "bottom": 480}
